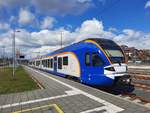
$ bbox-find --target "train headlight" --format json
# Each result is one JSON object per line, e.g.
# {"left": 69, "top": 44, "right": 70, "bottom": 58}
{"left": 105, "top": 67, "right": 115, "bottom": 71}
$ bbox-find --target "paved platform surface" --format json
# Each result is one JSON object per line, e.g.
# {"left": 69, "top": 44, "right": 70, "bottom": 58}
{"left": 0, "top": 66, "right": 150, "bottom": 113}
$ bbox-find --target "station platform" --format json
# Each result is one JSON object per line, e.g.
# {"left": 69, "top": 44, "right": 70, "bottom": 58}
{"left": 0, "top": 66, "right": 150, "bottom": 113}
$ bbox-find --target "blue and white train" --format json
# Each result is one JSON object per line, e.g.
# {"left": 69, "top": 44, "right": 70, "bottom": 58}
{"left": 29, "top": 38, "right": 131, "bottom": 86}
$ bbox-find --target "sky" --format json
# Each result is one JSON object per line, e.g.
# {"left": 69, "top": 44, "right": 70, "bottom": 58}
{"left": 0, "top": 0, "right": 150, "bottom": 58}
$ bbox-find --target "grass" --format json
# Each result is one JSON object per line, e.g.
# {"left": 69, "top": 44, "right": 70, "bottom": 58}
{"left": 0, "top": 66, "right": 39, "bottom": 94}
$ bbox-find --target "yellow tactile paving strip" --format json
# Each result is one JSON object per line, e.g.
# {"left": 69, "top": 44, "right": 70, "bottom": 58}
{"left": 12, "top": 104, "right": 64, "bottom": 113}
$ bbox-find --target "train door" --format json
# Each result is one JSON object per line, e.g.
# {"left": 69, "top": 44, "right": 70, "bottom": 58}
{"left": 91, "top": 52, "right": 104, "bottom": 74}
{"left": 84, "top": 52, "right": 93, "bottom": 79}
{"left": 83, "top": 52, "right": 104, "bottom": 82}
{"left": 54, "top": 56, "right": 57, "bottom": 72}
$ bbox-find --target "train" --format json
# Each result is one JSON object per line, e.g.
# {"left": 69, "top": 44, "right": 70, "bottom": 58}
{"left": 29, "top": 38, "right": 131, "bottom": 86}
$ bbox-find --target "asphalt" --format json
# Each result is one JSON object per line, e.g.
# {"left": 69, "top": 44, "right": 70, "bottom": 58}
{"left": 0, "top": 66, "right": 150, "bottom": 113}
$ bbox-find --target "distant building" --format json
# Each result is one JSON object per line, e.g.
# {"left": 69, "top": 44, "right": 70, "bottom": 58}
{"left": 120, "top": 45, "right": 150, "bottom": 62}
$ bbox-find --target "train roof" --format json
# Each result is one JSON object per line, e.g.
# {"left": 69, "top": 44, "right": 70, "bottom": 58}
{"left": 51, "top": 38, "right": 116, "bottom": 53}
{"left": 45, "top": 38, "right": 110, "bottom": 55}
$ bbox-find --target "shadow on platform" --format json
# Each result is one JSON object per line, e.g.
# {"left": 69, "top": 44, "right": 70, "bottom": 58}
{"left": 92, "top": 84, "right": 135, "bottom": 95}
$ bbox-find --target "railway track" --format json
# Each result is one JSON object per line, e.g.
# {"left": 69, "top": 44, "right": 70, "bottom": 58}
{"left": 128, "top": 68, "right": 150, "bottom": 75}
{"left": 97, "top": 84, "right": 150, "bottom": 107}
{"left": 117, "top": 71, "right": 150, "bottom": 107}
{"left": 130, "top": 70, "right": 150, "bottom": 90}
{"left": 94, "top": 72, "right": 150, "bottom": 108}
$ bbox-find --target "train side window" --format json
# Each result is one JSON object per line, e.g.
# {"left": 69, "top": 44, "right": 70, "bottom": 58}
{"left": 92, "top": 53, "right": 104, "bottom": 66}
{"left": 48, "top": 59, "right": 50, "bottom": 68}
{"left": 54, "top": 56, "right": 57, "bottom": 61}
{"left": 46, "top": 60, "right": 47, "bottom": 67}
{"left": 63, "top": 56, "right": 68, "bottom": 65}
{"left": 51, "top": 59, "right": 53, "bottom": 68}
{"left": 58, "top": 57, "right": 62, "bottom": 69}
{"left": 47, "top": 59, "right": 49, "bottom": 68}
{"left": 44, "top": 60, "right": 46, "bottom": 67}
{"left": 36, "top": 61, "right": 40, "bottom": 66}
{"left": 42, "top": 60, "right": 44, "bottom": 66}
{"left": 33, "top": 61, "right": 35, "bottom": 66}
{"left": 46, "top": 60, "right": 48, "bottom": 68}
{"left": 43, "top": 60, "right": 45, "bottom": 67}
{"left": 85, "top": 53, "right": 90, "bottom": 66}
{"left": 43, "top": 60, "right": 47, "bottom": 67}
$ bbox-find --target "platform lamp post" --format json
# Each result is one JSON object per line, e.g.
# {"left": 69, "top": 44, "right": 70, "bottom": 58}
{"left": 12, "top": 29, "right": 20, "bottom": 79}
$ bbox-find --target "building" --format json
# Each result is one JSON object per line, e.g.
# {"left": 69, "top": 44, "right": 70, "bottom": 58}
{"left": 120, "top": 45, "right": 150, "bottom": 63}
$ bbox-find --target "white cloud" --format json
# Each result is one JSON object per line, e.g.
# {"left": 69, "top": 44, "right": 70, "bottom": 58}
{"left": 18, "top": 8, "right": 35, "bottom": 25}
{"left": 31, "top": 28, "right": 76, "bottom": 46}
{"left": 113, "top": 29, "right": 150, "bottom": 49}
{"left": 40, "top": 17, "right": 56, "bottom": 29}
{"left": 0, "top": 0, "right": 94, "bottom": 16}
{"left": 0, "top": 18, "right": 150, "bottom": 58}
{"left": 108, "top": 27, "right": 118, "bottom": 32}
{"left": 74, "top": 18, "right": 115, "bottom": 42}
{"left": 76, "top": 18, "right": 103, "bottom": 34}
{"left": 145, "top": 0, "right": 150, "bottom": 8}
{"left": 0, "top": 0, "right": 29, "bottom": 8}
{"left": 0, "top": 23, "right": 10, "bottom": 30}
{"left": 32, "top": 0, "right": 93, "bottom": 16}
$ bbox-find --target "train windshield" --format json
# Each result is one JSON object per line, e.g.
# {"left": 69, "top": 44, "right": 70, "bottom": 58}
{"left": 104, "top": 49, "right": 125, "bottom": 63}
{"left": 94, "top": 39, "right": 125, "bottom": 63}
{"left": 104, "top": 49, "right": 124, "bottom": 57}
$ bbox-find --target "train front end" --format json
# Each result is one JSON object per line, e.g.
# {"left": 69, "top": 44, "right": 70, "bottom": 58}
{"left": 104, "top": 63, "right": 131, "bottom": 85}
{"left": 97, "top": 39, "right": 131, "bottom": 85}
{"left": 85, "top": 38, "right": 131, "bottom": 86}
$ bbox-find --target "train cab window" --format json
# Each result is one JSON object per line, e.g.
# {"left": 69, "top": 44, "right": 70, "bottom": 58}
{"left": 92, "top": 53, "right": 104, "bottom": 66}
{"left": 50, "top": 59, "right": 53, "bottom": 68}
{"left": 85, "top": 53, "right": 90, "bottom": 66}
{"left": 58, "top": 57, "right": 62, "bottom": 69}
{"left": 63, "top": 56, "right": 68, "bottom": 65}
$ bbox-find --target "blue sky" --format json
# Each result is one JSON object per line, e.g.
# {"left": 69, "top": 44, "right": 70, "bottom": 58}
{"left": 0, "top": 0, "right": 150, "bottom": 57}
{"left": 0, "top": 0, "right": 149, "bottom": 32}
{"left": 55, "top": 0, "right": 150, "bottom": 32}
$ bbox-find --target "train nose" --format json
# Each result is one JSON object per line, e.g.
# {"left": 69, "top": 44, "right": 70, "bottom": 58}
{"left": 104, "top": 64, "right": 127, "bottom": 74}
{"left": 113, "top": 64, "right": 127, "bottom": 73}
{"left": 104, "top": 64, "right": 129, "bottom": 81}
